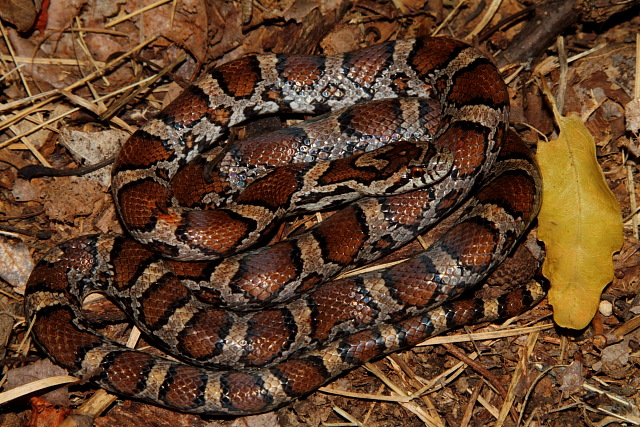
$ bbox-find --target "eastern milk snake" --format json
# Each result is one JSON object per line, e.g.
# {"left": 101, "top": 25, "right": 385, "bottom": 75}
{"left": 25, "top": 37, "right": 543, "bottom": 415}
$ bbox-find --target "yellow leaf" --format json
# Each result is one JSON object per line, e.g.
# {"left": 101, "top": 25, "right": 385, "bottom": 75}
{"left": 536, "top": 115, "right": 623, "bottom": 330}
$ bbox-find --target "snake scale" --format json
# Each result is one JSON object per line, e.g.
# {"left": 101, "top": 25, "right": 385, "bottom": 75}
{"left": 24, "top": 37, "right": 543, "bottom": 415}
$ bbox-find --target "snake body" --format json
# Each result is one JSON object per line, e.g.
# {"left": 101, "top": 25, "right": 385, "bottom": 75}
{"left": 24, "top": 37, "right": 543, "bottom": 415}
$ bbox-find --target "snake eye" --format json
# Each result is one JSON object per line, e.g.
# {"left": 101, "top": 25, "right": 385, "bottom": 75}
{"left": 410, "top": 167, "right": 425, "bottom": 178}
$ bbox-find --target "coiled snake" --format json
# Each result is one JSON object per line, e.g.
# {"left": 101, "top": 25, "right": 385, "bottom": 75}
{"left": 24, "top": 37, "right": 543, "bottom": 415}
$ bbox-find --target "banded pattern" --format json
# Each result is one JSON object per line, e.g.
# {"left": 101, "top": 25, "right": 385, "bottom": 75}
{"left": 111, "top": 37, "right": 510, "bottom": 262}
{"left": 24, "top": 37, "right": 543, "bottom": 415}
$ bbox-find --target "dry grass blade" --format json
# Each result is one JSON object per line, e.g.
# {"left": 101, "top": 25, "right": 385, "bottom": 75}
{"left": 336, "top": 258, "right": 406, "bottom": 277}
{"left": 466, "top": 0, "right": 503, "bottom": 39}
{"left": 58, "top": 90, "right": 131, "bottom": 132}
{"left": 321, "top": 351, "right": 486, "bottom": 424}
{"left": 0, "top": 21, "right": 32, "bottom": 98}
{"left": 626, "top": 34, "right": 640, "bottom": 239}
{"left": 418, "top": 323, "right": 553, "bottom": 346}
{"left": 0, "top": 36, "right": 157, "bottom": 134}
{"left": 0, "top": 90, "right": 57, "bottom": 113}
{"left": 0, "top": 375, "right": 78, "bottom": 405}
{"left": 47, "top": 27, "right": 129, "bottom": 36}
{"left": 0, "top": 73, "right": 158, "bottom": 151}
{"left": 0, "top": 64, "right": 23, "bottom": 82}
{"left": 443, "top": 343, "right": 513, "bottom": 416}
{"left": 328, "top": 406, "right": 363, "bottom": 426}
{"left": 432, "top": 0, "right": 468, "bottom": 35}
{"left": 100, "top": 51, "right": 187, "bottom": 121}
{"left": 105, "top": 0, "right": 174, "bottom": 28}
{"left": 73, "top": 17, "right": 109, "bottom": 87}
{"left": 556, "top": 36, "right": 569, "bottom": 114}
{"left": 318, "top": 388, "right": 411, "bottom": 403}
{"left": 0, "top": 114, "right": 51, "bottom": 166}
{"left": 582, "top": 383, "right": 634, "bottom": 408}
{"left": 496, "top": 330, "right": 540, "bottom": 426}
{"left": 475, "top": 388, "right": 500, "bottom": 419}
{"left": 460, "top": 384, "right": 484, "bottom": 427}
{"left": 0, "top": 55, "right": 107, "bottom": 68}
{"left": 364, "top": 362, "right": 407, "bottom": 397}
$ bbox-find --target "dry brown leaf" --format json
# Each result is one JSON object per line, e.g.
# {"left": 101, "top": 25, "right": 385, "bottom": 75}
{"left": 0, "top": 234, "right": 34, "bottom": 293}
{"left": 536, "top": 115, "right": 623, "bottom": 330}
{"left": 625, "top": 98, "right": 640, "bottom": 134}
{"left": 0, "top": 0, "right": 41, "bottom": 32}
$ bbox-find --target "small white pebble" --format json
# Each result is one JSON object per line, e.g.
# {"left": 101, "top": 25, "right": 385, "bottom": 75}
{"left": 599, "top": 300, "right": 613, "bottom": 317}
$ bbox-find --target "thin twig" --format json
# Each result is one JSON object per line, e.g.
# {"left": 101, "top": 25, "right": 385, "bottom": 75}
{"left": 443, "top": 343, "right": 518, "bottom": 422}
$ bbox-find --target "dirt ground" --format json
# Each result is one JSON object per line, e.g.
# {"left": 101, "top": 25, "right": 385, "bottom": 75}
{"left": 2, "top": 0, "right": 640, "bottom": 426}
